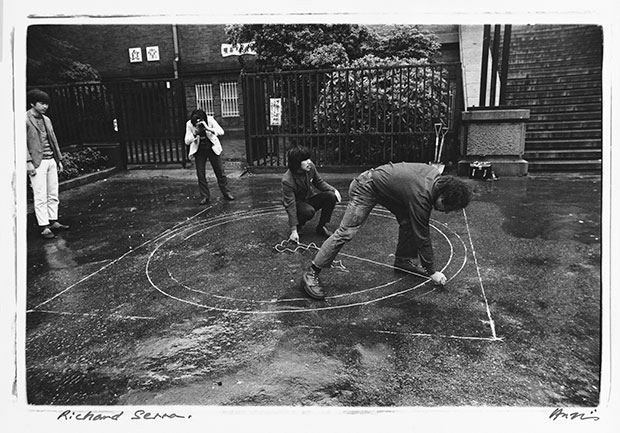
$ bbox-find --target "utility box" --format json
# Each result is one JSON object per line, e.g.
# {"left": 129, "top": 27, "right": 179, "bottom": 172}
{"left": 458, "top": 108, "right": 530, "bottom": 177}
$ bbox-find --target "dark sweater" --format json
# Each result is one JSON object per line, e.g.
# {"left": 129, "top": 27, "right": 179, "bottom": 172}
{"left": 371, "top": 162, "right": 441, "bottom": 273}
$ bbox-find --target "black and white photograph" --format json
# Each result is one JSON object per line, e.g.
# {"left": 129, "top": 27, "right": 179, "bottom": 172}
{"left": 3, "top": 1, "right": 618, "bottom": 432}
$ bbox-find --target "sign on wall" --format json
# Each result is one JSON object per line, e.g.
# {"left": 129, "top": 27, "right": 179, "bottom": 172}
{"left": 146, "top": 46, "right": 160, "bottom": 62}
{"left": 128, "top": 47, "right": 142, "bottom": 63}
{"left": 221, "top": 42, "right": 257, "bottom": 57}
{"left": 270, "top": 98, "right": 282, "bottom": 126}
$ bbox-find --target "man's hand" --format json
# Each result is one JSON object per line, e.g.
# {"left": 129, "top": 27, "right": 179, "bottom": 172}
{"left": 334, "top": 189, "right": 342, "bottom": 202}
{"left": 58, "top": 161, "right": 64, "bottom": 172}
{"left": 430, "top": 271, "right": 447, "bottom": 285}
{"left": 289, "top": 228, "right": 299, "bottom": 243}
{"left": 27, "top": 162, "right": 36, "bottom": 177}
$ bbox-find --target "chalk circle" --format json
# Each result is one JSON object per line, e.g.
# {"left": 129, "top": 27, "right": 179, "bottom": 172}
{"left": 146, "top": 205, "right": 468, "bottom": 314}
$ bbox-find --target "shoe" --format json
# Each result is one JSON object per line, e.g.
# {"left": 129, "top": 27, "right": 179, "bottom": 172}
{"left": 199, "top": 197, "right": 210, "bottom": 205}
{"left": 223, "top": 192, "right": 235, "bottom": 201}
{"left": 41, "top": 228, "right": 55, "bottom": 239}
{"left": 301, "top": 269, "right": 326, "bottom": 300}
{"left": 49, "top": 221, "right": 69, "bottom": 230}
{"left": 393, "top": 258, "right": 427, "bottom": 276}
{"left": 316, "top": 225, "right": 333, "bottom": 237}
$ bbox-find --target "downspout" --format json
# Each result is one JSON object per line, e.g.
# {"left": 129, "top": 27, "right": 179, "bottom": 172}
{"left": 172, "top": 24, "right": 180, "bottom": 79}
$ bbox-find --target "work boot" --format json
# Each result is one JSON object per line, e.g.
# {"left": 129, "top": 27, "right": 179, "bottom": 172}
{"left": 393, "top": 258, "right": 427, "bottom": 276}
{"left": 301, "top": 268, "right": 326, "bottom": 300}
{"left": 223, "top": 192, "right": 235, "bottom": 201}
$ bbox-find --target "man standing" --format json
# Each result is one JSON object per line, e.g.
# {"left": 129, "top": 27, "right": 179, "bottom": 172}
{"left": 301, "top": 162, "right": 472, "bottom": 300}
{"left": 26, "top": 89, "right": 69, "bottom": 239}
{"left": 282, "top": 146, "right": 342, "bottom": 243}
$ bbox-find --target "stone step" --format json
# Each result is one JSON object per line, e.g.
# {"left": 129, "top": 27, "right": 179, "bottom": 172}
{"left": 529, "top": 111, "right": 602, "bottom": 122}
{"left": 508, "top": 95, "right": 602, "bottom": 107}
{"left": 508, "top": 66, "right": 602, "bottom": 79}
{"left": 508, "top": 57, "right": 601, "bottom": 70}
{"left": 526, "top": 129, "right": 601, "bottom": 140}
{"left": 505, "top": 87, "right": 601, "bottom": 100}
{"left": 508, "top": 75, "right": 602, "bottom": 86}
{"left": 524, "top": 149, "right": 602, "bottom": 160}
{"left": 526, "top": 159, "right": 602, "bottom": 172}
{"left": 526, "top": 119, "right": 602, "bottom": 131}
{"left": 507, "top": 102, "right": 602, "bottom": 114}
{"left": 507, "top": 80, "right": 601, "bottom": 93}
{"left": 525, "top": 138, "right": 601, "bottom": 150}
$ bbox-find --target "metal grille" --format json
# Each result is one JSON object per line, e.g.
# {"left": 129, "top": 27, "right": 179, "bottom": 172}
{"left": 195, "top": 83, "right": 215, "bottom": 115}
{"left": 241, "top": 63, "right": 463, "bottom": 168}
{"left": 219, "top": 81, "right": 239, "bottom": 117}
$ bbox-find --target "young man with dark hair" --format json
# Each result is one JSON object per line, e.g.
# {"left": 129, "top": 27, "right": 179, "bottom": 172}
{"left": 301, "top": 162, "right": 473, "bottom": 300}
{"left": 184, "top": 108, "right": 234, "bottom": 204}
{"left": 26, "top": 88, "right": 69, "bottom": 239}
{"left": 282, "top": 146, "right": 342, "bottom": 243}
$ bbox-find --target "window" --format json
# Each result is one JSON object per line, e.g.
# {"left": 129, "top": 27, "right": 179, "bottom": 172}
{"left": 220, "top": 81, "right": 239, "bottom": 117}
{"left": 195, "top": 83, "right": 215, "bottom": 116}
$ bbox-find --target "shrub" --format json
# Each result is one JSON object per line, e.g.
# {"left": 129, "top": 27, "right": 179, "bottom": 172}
{"left": 59, "top": 147, "right": 108, "bottom": 182}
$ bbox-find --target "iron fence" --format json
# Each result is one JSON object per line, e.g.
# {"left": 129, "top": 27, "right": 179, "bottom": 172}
{"left": 241, "top": 63, "right": 463, "bottom": 168}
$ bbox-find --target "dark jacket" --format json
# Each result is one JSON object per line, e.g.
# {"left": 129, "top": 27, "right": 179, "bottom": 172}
{"left": 371, "top": 162, "right": 441, "bottom": 273}
{"left": 281, "top": 162, "right": 335, "bottom": 227}
{"left": 26, "top": 110, "right": 62, "bottom": 168}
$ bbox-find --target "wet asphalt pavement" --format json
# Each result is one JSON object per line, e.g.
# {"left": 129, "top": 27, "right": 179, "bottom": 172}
{"left": 25, "top": 167, "right": 601, "bottom": 407}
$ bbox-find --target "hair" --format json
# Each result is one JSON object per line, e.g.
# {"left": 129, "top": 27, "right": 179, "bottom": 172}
{"left": 27, "top": 89, "right": 51, "bottom": 106}
{"left": 286, "top": 146, "right": 312, "bottom": 171}
{"left": 434, "top": 176, "right": 473, "bottom": 210}
{"left": 189, "top": 108, "right": 208, "bottom": 125}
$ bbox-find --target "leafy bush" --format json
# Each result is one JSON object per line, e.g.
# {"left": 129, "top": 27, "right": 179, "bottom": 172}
{"left": 59, "top": 147, "right": 108, "bottom": 182}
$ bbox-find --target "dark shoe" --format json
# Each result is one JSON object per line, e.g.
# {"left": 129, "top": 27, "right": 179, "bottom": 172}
{"left": 49, "top": 221, "right": 69, "bottom": 230}
{"left": 394, "top": 258, "right": 427, "bottom": 276}
{"left": 301, "top": 269, "right": 325, "bottom": 300}
{"left": 41, "top": 227, "right": 55, "bottom": 239}
{"left": 316, "top": 225, "right": 333, "bottom": 237}
{"left": 199, "top": 197, "right": 210, "bottom": 205}
{"left": 223, "top": 192, "right": 235, "bottom": 201}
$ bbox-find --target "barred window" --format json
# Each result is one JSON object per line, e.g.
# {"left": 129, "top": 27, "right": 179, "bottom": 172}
{"left": 195, "top": 83, "right": 215, "bottom": 116}
{"left": 219, "top": 81, "right": 239, "bottom": 117}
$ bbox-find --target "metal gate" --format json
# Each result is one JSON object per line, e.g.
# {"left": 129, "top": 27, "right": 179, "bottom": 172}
{"left": 241, "top": 63, "right": 463, "bottom": 168}
{"left": 30, "top": 79, "right": 188, "bottom": 165}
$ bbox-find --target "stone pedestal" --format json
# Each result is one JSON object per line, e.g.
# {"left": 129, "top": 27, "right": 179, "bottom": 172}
{"left": 458, "top": 108, "right": 530, "bottom": 177}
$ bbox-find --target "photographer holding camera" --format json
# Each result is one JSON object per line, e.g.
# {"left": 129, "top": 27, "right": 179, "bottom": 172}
{"left": 184, "top": 108, "right": 234, "bottom": 204}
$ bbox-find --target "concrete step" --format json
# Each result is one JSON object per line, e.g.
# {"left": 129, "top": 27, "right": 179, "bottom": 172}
{"left": 506, "top": 102, "right": 602, "bottom": 114}
{"left": 527, "top": 159, "right": 602, "bottom": 172}
{"left": 508, "top": 95, "right": 602, "bottom": 107}
{"left": 508, "top": 57, "right": 602, "bottom": 71}
{"left": 529, "top": 111, "right": 602, "bottom": 122}
{"left": 507, "top": 80, "right": 601, "bottom": 93}
{"left": 525, "top": 138, "right": 602, "bottom": 150}
{"left": 505, "top": 87, "right": 602, "bottom": 100}
{"left": 524, "top": 149, "right": 602, "bottom": 160}
{"left": 508, "top": 66, "right": 602, "bottom": 79}
{"left": 526, "top": 120, "right": 602, "bottom": 131}
{"left": 508, "top": 74, "right": 602, "bottom": 86}
{"left": 526, "top": 129, "right": 601, "bottom": 140}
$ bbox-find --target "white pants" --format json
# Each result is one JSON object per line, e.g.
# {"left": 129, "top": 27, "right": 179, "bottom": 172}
{"left": 29, "top": 158, "right": 59, "bottom": 227}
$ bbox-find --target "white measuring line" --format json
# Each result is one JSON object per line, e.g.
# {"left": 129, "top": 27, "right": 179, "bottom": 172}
{"left": 462, "top": 208, "right": 500, "bottom": 341}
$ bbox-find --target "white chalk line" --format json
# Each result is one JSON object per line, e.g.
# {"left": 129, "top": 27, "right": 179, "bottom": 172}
{"left": 28, "top": 309, "right": 157, "bottom": 321}
{"left": 297, "top": 324, "right": 503, "bottom": 342}
{"left": 145, "top": 208, "right": 467, "bottom": 313}
{"left": 462, "top": 208, "right": 498, "bottom": 340}
{"left": 25, "top": 203, "right": 268, "bottom": 313}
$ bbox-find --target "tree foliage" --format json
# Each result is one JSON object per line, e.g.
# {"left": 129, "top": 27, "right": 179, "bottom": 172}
{"left": 27, "top": 26, "right": 101, "bottom": 85}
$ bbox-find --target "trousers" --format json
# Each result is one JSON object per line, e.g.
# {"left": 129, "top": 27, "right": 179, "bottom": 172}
{"left": 194, "top": 144, "right": 230, "bottom": 199}
{"left": 312, "top": 169, "right": 420, "bottom": 269}
{"left": 296, "top": 191, "right": 337, "bottom": 228}
{"left": 29, "top": 158, "right": 59, "bottom": 227}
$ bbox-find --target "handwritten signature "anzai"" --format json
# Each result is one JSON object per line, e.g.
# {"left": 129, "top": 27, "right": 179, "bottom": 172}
{"left": 549, "top": 408, "right": 599, "bottom": 422}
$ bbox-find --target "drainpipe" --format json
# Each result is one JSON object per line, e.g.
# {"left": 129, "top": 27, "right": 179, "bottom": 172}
{"left": 172, "top": 24, "right": 180, "bottom": 79}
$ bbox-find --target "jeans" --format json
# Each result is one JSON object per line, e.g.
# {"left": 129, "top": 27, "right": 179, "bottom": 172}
{"left": 29, "top": 158, "right": 59, "bottom": 227}
{"left": 194, "top": 144, "right": 230, "bottom": 199}
{"left": 312, "top": 169, "right": 420, "bottom": 269}
{"left": 296, "top": 191, "right": 337, "bottom": 228}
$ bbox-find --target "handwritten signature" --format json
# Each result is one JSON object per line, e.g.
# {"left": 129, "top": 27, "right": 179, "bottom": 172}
{"left": 57, "top": 409, "right": 192, "bottom": 421}
{"left": 549, "top": 407, "right": 599, "bottom": 422}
